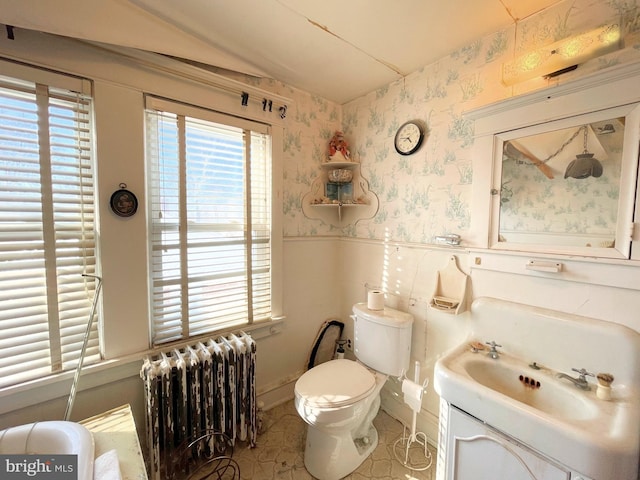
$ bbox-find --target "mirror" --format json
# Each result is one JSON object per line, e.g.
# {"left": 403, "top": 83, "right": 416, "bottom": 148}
{"left": 490, "top": 102, "right": 640, "bottom": 259}
{"left": 498, "top": 115, "right": 623, "bottom": 247}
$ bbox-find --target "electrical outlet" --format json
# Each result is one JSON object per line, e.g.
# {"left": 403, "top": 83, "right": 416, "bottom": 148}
{"left": 346, "top": 338, "right": 353, "bottom": 351}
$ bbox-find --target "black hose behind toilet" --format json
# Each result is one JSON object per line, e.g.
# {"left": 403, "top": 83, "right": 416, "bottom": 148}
{"left": 306, "top": 319, "right": 344, "bottom": 370}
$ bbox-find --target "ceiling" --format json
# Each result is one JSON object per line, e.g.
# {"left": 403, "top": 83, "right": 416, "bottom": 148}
{"left": 0, "top": 0, "right": 563, "bottom": 104}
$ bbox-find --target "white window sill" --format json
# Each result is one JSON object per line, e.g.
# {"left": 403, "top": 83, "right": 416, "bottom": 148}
{"left": 0, "top": 317, "right": 284, "bottom": 416}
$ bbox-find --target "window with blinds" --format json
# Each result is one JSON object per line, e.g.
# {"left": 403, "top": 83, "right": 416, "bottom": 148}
{"left": 145, "top": 97, "right": 272, "bottom": 345}
{"left": 0, "top": 72, "right": 99, "bottom": 389}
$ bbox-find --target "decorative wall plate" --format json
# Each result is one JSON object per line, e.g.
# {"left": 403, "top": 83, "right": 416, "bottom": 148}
{"left": 110, "top": 183, "right": 138, "bottom": 217}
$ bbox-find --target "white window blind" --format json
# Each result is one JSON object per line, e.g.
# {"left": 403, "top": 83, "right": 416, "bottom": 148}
{"left": 0, "top": 73, "right": 99, "bottom": 389}
{"left": 145, "top": 97, "right": 272, "bottom": 345}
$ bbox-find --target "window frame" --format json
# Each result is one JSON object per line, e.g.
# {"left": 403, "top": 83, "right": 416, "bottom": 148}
{"left": 0, "top": 39, "right": 287, "bottom": 414}
{"left": 144, "top": 95, "right": 283, "bottom": 346}
{"left": 0, "top": 60, "right": 100, "bottom": 389}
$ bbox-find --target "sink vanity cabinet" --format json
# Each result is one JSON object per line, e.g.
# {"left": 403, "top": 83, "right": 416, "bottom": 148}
{"left": 434, "top": 298, "right": 640, "bottom": 480}
{"left": 436, "top": 65, "right": 640, "bottom": 480}
{"left": 441, "top": 403, "right": 588, "bottom": 480}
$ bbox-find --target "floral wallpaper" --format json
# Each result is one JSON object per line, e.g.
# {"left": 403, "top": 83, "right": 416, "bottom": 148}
{"left": 245, "top": 0, "right": 640, "bottom": 243}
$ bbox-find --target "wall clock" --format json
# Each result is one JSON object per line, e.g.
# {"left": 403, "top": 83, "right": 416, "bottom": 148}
{"left": 394, "top": 120, "right": 425, "bottom": 155}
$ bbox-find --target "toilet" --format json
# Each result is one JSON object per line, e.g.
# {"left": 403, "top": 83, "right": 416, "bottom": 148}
{"left": 294, "top": 302, "right": 413, "bottom": 480}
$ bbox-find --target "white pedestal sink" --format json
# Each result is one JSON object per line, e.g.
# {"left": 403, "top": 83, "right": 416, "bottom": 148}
{"left": 434, "top": 297, "right": 640, "bottom": 480}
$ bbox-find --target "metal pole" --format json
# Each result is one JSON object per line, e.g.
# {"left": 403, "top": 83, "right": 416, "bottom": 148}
{"left": 64, "top": 274, "right": 103, "bottom": 421}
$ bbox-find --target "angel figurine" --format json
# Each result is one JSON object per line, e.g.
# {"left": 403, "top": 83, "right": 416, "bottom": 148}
{"left": 328, "top": 131, "right": 350, "bottom": 161}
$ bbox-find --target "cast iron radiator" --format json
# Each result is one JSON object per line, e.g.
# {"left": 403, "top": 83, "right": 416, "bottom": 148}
{"left": 140, "top": 332, "right": 256, "bottom": 480}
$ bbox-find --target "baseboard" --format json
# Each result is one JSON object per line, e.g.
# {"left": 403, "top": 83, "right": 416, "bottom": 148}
{"left": 257, "top": 375, "right": 298, "bottom": 411}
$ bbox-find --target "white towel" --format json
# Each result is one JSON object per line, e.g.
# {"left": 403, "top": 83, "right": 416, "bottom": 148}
{"left": 93, "top": 449, "right": 122, "bottom": 480}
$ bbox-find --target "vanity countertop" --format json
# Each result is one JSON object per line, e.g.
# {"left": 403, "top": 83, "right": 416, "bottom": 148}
{"left": 80, "top": 404, "right": 148, "bottom": 480}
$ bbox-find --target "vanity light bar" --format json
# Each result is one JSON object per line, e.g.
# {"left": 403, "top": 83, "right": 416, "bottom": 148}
{"left": 502, "top": 24, "right": 621, "bottom": 86}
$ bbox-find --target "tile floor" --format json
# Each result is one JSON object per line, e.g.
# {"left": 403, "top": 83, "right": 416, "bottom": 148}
{"left": 232, "top": 400, "right": 437, "bottom": 480}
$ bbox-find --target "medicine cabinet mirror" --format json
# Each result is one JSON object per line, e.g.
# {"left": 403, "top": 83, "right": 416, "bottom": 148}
{"left": 468, "top": 65, "right": 640, "bottom": 260}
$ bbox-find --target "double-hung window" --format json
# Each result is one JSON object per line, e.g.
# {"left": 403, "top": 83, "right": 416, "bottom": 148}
{"left": 145, "top": 97, "right": 274, "bottom": 345}
{"left": 0, "top": 65, "right": 98, "bottom": 389}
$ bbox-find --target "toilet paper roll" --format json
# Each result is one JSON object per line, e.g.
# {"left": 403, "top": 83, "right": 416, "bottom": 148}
{"left": 367, "top": 290, "right": 385, "bottom": 310}
{"left": 401, "top": 378, "right": 424, "bottom": 413}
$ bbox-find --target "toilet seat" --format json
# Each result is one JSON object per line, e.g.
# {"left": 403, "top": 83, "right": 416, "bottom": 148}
{"left": 295, "top": 359, "right": 376, "bottom": 408}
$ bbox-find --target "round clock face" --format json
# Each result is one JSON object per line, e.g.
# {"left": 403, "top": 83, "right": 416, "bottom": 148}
{"left": 394, "top": 121, "right": 424, "bottom": 155}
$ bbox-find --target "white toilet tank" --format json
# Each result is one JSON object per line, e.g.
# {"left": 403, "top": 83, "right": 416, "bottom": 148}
{"left": 352, "top": 303, "right": 413, "bottom": 376}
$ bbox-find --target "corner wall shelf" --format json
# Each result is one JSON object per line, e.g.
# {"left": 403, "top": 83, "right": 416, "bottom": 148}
{"left": 301, "top": 161, "right": 379, "bottom": 227}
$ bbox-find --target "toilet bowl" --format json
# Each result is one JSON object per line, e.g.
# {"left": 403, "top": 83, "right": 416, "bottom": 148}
{"left": 294, "top": 303, "right": 413, "bottom": 480}
{"left": 294, "top": 359, "right": 387, "bottom": 479}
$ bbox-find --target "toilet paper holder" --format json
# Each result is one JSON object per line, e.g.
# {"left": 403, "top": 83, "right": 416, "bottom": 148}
{"left": 393, "top": 361, "right": 433, "bottom": 471}
{"left": 397, "top": 369, "right": 429, "bottom": 393}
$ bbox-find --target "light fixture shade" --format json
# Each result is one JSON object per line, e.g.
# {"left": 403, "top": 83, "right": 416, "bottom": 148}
{"left": 503, "top": 24, "right": 621, "bottom": 86}
{"left": 564, "top": 153, "right": 603, "bottom": 179}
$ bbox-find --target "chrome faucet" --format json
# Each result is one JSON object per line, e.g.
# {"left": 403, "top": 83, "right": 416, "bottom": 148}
{"left": 557, "top": 368, "right": 594, "bottom": 390}
{"left": 485, "top": 341, "right": 502, "bottom": 359}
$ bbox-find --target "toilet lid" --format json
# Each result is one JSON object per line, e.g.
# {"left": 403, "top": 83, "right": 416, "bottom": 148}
{"left": 295, "top": 359, "right": 377, "bottom": 408}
